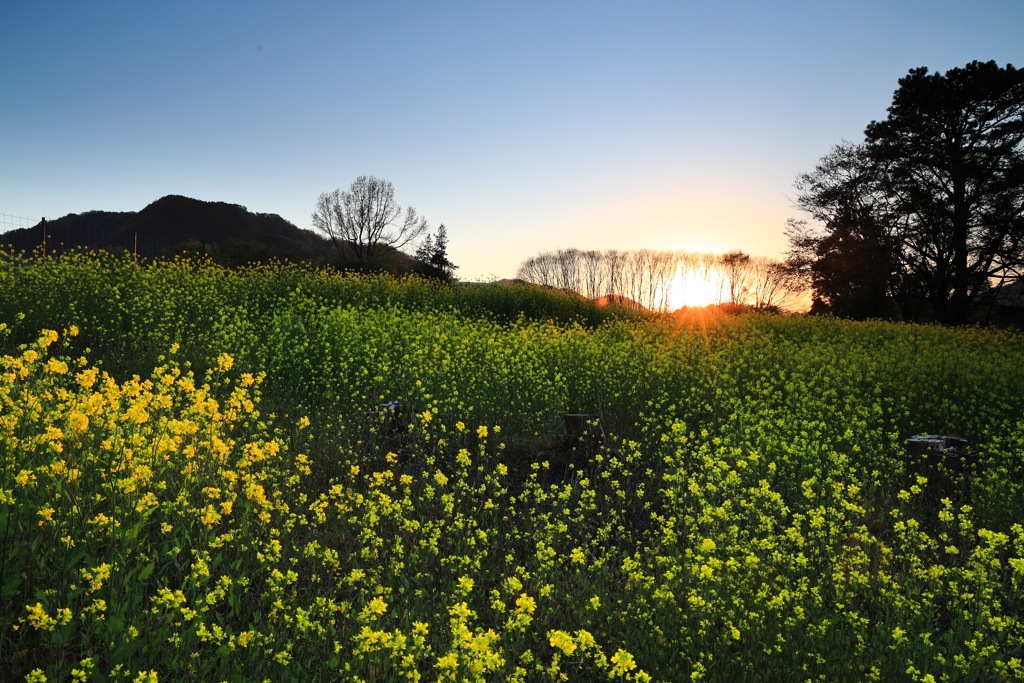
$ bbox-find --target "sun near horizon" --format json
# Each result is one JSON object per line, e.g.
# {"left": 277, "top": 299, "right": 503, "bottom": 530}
{"left": 667, "top": 266, "right": 723, "bottom": 309}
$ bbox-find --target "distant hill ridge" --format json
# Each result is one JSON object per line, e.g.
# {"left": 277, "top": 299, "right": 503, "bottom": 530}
{"left": 0, "top": 195, "right": 323, "bottom": 260}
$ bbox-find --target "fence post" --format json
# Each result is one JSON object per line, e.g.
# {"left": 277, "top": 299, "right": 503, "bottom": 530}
{"left": 904, "top": 435, "right": 980, "bottom": 526}
{"left": 362, "top": 401, "right": 414, "bottom": 440}
{"left": 133, "top": 231, "right": 138, "bottom": 264}
{"left": 41, "top": 217, "right": 47, "bottom": 261}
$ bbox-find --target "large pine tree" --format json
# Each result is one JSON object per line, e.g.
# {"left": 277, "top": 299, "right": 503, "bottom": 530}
{"left": 789, "top": 61, "right": 1024, "bottom": 323}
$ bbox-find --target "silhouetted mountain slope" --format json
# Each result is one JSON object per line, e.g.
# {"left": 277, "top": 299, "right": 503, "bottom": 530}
{"left": 0, "top": 195, "right": 322, "bottom": 259}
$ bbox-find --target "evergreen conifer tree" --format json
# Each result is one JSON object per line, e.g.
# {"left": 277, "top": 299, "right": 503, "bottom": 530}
{"left": 414, "top": 225, "right": 457, "bottom": 281}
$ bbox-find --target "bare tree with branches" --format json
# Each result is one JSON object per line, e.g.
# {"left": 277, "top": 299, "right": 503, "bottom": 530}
{"left": 516, "top": 253, "right": 556, "bottom": 287}
{"left": 554, "top": 249, "right": 581, "bottom": 292}
{"left": 604, "top": 249, "right": 624, "bottom": 300}
{"left": 720, "top": 251, "right": 753, "bottom": 304}
{"left": 579, "top": 249, "right": 604, "bottom": 299}
{"left": 312, "top": 176, "right": 429, "bottom": 260}
{"left": 748, "top": 257, "right": 804, "bottom": 310}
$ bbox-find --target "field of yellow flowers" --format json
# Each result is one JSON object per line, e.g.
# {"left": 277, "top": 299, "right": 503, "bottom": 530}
{"left": 1, "top": 250, "right": 1023, "bottom": 682}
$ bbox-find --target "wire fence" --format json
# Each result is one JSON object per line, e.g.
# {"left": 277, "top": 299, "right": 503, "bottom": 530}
{"left": 0, "top": 214, "right": 38, "bottom": 235}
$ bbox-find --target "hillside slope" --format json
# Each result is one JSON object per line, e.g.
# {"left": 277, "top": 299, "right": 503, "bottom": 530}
{"left": 0, "top": 195, "right": 322, "bottom": 259}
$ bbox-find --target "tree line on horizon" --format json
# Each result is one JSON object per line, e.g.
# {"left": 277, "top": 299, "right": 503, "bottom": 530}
{"left": 514, "top": 248, "right": 804, "bottom": 312}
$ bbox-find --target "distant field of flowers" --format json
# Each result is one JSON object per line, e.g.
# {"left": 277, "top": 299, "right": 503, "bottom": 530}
{"left": 2, "top": 250, "right": 1023, "bottom": 682}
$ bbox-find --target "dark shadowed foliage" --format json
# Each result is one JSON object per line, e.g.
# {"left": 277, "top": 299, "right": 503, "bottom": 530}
{"left": 789, "top": 61, "right": 1024, "bottom": 324}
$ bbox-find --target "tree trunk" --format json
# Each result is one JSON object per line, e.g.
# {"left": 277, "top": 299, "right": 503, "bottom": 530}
{"left": 947, "top": 165, "right": 971, "bottom": 324}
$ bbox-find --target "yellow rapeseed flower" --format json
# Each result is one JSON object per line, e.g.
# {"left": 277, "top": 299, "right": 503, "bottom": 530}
{"left": 75, "top": 367, "right": 99, "bottom": 388}
{"left": 609, "top": 649, "right": 637, "bottom": 676}
{"left": 25, "top": 603, "right": 58, "bottom": 631}
{"left": 359, "top": 596, "right": 388, "bottom": 622}
{"left": 70, "top": 657, "right": 95, "bottom": 682}
{"left": 436, "top": 652, "right": 458, "bottom": 670}
{"left": 516, "top": 594, "right": 536, "bottom": 615}
{"left": 47, "top": 358, "right": 68, "bottom": 374}
{"left": 88, "top": 513, "right": 114, "bottom": 527}
{"left": 37, "top": 507, "right": 56, "bottom": 526}
{"left": 38, "top": 329, "right": 58, "bottom": 348}
{"left": 448, "top": 601, "right": 473, "bottom": 619}
{"left": 67, "top": 411, "right": 89, "bottom": 432}
{"left": 549, "top": 630, "right": 577, "bottom": 656}
{"left": 132, "top": 491, "right": 156, "bottom": 513}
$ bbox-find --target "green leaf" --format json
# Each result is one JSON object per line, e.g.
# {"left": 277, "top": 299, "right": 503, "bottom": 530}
{"left": 137, "top": 562, "right": 156, "bottom": 583}
{"left": 1, "top": 571, "right": 21, "bottom": 600}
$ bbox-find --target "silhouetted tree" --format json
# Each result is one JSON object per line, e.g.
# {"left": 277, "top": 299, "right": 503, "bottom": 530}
{"left": 748, "top": 257, "right": 804, "bottom": 311}
{"left": 789, "top": 61, "right": 1024, "bottom": 323}
{"left": 720, "top": 250, "right": 752, "bottom": 304}
{"left": 516, "top": 253, "right": 555, "bottom": 288}
{"left": 786, "top": 215, "right": 903, "bottom": 318}
{"left": 555, "top": 248, "right": 582, "bottom": 293}
{"left": 580, "top": 249, "right": 603, "bottom": 299}
{"left": 605, "top": 249, "right": 625, "bottom": 301}
{"left": 312, "top": 176, "right": 429, "bottom": 261}
{"left": 413, "top": 224, "right": 458, "bottom": 281}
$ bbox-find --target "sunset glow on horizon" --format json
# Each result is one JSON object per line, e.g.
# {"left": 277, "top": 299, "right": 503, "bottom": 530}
{"left": 668, "top": 267, "right": 723, "bottom": 310}
{"left": 1, "top": 2, "right": 1019, "bottom": 280}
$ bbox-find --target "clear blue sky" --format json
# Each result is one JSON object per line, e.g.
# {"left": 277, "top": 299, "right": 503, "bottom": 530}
{"left": 2, "top": 0, "right": 1021, "bottom": 280}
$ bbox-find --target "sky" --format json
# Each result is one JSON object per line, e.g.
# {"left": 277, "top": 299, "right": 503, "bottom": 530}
{"left": 1, "top": 1, "right": 1022, "bottom": 281}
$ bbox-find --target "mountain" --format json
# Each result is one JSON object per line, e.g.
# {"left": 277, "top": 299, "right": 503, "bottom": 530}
{"left": 0, "top": 195, "right": 323, "bottom": 260}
